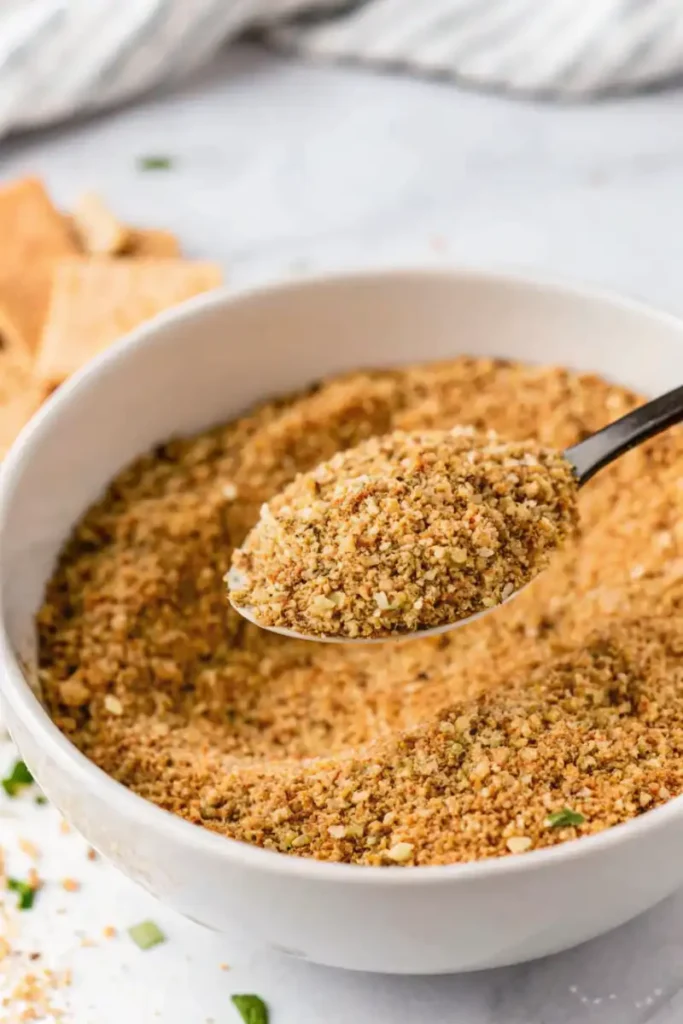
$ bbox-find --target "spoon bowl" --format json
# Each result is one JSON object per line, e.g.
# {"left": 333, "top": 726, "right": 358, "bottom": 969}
{"left": 227, "top": 565, "right": 531, "bottom": 644}
{"left": 230, "top": 381, "right": 683, "bottom": 645}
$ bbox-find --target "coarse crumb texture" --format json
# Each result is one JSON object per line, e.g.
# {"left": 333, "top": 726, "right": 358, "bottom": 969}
{"left": 230, "top": 429, "right": 578, "bottom": 638}
{"left": 37, "top": 358, "right": 683, "bottom": 866}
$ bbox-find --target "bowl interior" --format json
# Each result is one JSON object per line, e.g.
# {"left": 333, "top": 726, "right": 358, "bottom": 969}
{"left": 5, "top": 268, "right": 683, "bottom": 974}
{"left": 2, "top": 267, "right": 683, "bottom": 720}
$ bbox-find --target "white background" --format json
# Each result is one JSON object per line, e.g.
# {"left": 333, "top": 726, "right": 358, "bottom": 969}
{"left": 2, "top": 43, "right": 683, "bottom": 1024}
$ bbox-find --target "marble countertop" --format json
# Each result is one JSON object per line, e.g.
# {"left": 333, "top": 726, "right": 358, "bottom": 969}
{"left": 3, "top": 43, "right": 683, "bottom": 1024}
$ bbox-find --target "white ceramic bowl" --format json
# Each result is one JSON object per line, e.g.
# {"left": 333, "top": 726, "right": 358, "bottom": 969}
{"left": 2, "top": 268, "right": 683, "bottom": 975}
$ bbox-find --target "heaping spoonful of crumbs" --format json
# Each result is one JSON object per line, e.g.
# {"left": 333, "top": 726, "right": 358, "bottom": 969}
{"left": 227, "top": 383, "right": 683, "bottom": 644}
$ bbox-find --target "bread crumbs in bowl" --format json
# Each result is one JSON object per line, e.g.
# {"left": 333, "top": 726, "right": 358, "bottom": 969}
{"left": 3, "top": 268, "right": 683, "bottom": 974}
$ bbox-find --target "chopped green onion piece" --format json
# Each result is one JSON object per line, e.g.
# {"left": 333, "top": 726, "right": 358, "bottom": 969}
{"left": 128, "top": 920, "right": 166, "bottom": 950}
{"left": 231, "top": 995, "right": 269, "bottom": 1024}
{"left": 35, "top": 794, "right": 48, "bottom": 806}
{"left": 545, "top": 807, "right": 585, "bottom": 829}
{"left": 137, "top": 156, "right": 173, "bottom": 171}
{"left": 2, "top": 760, "right": 33, "bottom": 797}
{"left": 7, "top": 877, "right": 36, "bottom": 910}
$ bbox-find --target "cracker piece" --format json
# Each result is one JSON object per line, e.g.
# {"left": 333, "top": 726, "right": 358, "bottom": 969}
{"left": 37, "top": 258, "right": 223, "bottom": 387}
{"left": 0, "top": 178, "right": 78, "bottom": 352}
{"left": 62, "top": 213, "right": 80, "bottom": 249}
{"left": 71, "top": 193, "right": 131, "bottom": 256}
{"left": 0, "top": 348, "right": 43, "bottom": 458}
{"left": 124, "top": 228, "right": 181, "bottom": 258}
{"left": 0, "top": 304, "right": 27, "bottom": 352}
{"left": 63, "top": 215, "right": 180, "bottom": 258}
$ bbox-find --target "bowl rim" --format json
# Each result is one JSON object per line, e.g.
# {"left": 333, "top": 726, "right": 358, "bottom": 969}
{"left": 2, "top": 263, "right": 683, "bottom": 888}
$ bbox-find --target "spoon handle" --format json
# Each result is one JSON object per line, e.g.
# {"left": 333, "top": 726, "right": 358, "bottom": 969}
{"left": 565, "top": 383, "right": 683, "bottom": 486}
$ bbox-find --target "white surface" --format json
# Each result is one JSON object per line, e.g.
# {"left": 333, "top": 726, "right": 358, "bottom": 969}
{"left": 2, "top": 43, "right": 683, "bottom": 1020}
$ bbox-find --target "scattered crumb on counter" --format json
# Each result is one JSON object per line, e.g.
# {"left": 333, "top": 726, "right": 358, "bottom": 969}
{"left": 17, "top": 840, "right": 40, "bottom": 861}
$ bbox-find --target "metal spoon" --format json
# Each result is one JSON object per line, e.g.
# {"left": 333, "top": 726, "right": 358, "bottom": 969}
{"left": 228, "top": 383, "right": 683, "bottom": 645}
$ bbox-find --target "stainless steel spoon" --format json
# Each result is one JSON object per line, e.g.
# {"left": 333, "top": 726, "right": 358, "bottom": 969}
{"left": 228, "top": 383, "right": 683, "bottom": 645}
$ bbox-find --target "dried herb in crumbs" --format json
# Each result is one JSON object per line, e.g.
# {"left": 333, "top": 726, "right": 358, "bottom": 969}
{"left": 546, "top": 808, "right": 586, "bottom": 829}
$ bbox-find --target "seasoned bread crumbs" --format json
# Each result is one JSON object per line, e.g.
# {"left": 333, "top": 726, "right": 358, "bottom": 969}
{"left": 37, "top": 357, "right": 683, "bottom": 865}
{"left": 231, "top": 429, "right": 578, "bottom": 638}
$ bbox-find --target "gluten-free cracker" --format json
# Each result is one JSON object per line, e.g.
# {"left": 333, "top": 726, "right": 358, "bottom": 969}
{"left": 37, "top": 258, "right": 223, "bottom": 387}
{"left": 0, "top": 305, "right": 27, "bottom": 352}
{"left": 64, "top": 214, "right": 180, "bottom": 258}
{"left": 124, "top": 228, "right": 180, "bottom": 258}
{"left": 71, "top": 193, "right": 131, "bottom": 256}
{"left": 0, "top": 349, "right": 42, "bottom": 458}
{"left": 0, "top": 178, "right": 78, "bottom": 352}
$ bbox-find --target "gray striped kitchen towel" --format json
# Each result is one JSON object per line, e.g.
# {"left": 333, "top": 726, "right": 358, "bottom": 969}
{"left": 2, "top": 0, "right": 683, "bottom": 138}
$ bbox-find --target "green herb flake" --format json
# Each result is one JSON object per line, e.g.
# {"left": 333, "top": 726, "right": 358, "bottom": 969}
{"left": 128, "top": 920, "right": 166, "bottom": 950}
{"left": 137, "top": 155, "right": 173, "bottom": 171}
{"left": 2, "top": 760, "right": 33, "bottom": 797}
{"left": 231, "top": 994, "right": 269, "bottom": 1024}
{"left": 7, "top": 877, "right": 36, "bottom": 910}
{"left": 35, "top": 794, "right": 48, "bottom": 806}
{"left": 545, "top": 807, "right": 585, "bottom": 829}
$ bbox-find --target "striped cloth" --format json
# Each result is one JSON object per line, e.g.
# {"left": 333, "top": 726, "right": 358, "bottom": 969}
{"left": 2, "top": 0, "right": 683, "bottom": 137}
